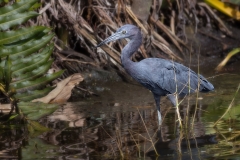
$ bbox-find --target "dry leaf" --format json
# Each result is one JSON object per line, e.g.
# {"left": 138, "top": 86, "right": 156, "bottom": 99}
{"left": 0, "top": 104, "right": 11, "bottom": 113}
{"left": 32, "top": 73, "right": 84, "bottom": 103}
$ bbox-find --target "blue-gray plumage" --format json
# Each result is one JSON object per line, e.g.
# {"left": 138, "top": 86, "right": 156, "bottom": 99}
{"left": 97, "top": 24, "right": 214, "bottom": 125}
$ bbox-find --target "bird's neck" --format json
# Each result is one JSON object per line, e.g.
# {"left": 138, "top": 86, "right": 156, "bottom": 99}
{"left": 121, "top": 31, "right": 142, "bottom": 68}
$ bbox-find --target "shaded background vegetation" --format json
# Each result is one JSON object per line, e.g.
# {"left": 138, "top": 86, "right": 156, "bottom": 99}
{"left": 34, "top": 0, "right": 240, "bottom": 81}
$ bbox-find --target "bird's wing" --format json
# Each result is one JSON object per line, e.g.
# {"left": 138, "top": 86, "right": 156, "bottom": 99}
{"left": 138, "top": 58, "right": 213, "bottom": 96}
{"left": 159, "top": 63, "right": 198, "bottom": 95}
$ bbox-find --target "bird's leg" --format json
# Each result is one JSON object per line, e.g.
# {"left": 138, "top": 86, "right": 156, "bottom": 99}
{"left": 153, "top": 94, "right": 162, "bottom": 125}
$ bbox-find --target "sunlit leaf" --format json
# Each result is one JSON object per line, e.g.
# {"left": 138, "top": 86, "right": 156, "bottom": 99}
{"left": 215, "top": 48, "right": 240, "bottom": 71}
{"left": 8, "top": 114, "right": 18, "bottom": 121}
{"left": 28, "top": 120, "right": 50, "bottom": 132}
{"left": 0, "top": 43, "right": 53, "bottom": 68}
{"left": 0, "top": 0, "right": 38, "bottom": 17}
{"left": 0, "top": 83, "right": 5, "bottom": 93}
{"left": 27, "top": 123, "right": 35, "bottom": 135}
{"left": 0, "top": 26, "right": 47, "bottom": 45}
{"left": 2, "top": 28, "right": 52, "bottom": 48}
{"left": 0, "top": 34, "right": 54, "bottom": 59}
{"left": 10, "top": 34, "right": 54, "bottom": 60}
{"left": 29, "top": 2, "right": 42, "bottom": 11}
{"left": 0, "top": 12, "right": 39, "bottom": 31}
{"left": 205, "top": 0, "right": 240, "bottom": 20}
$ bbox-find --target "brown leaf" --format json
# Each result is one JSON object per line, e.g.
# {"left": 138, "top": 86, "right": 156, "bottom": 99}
{"left": 0, "top": 104, "right": 11, "bottom": 113}
{"left": 32, "top": 73, "right": 84, "bottom": 103}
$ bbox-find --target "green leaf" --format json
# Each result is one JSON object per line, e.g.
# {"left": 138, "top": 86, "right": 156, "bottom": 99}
{"left": 11, "top": 70, "right": 64, "bottom": 93}
{"left": 18, "top": 102, "right": 59, "bottom": 120}
{"left": 29, "top": 2, "right": 42, "bottom": 11}
{"left": 8, "top": 114, "right": 19, "bottom": 121}
{"left": 0, "top": 64, "right": 3, "bottom": 83}
{"left": 15, "top": 87, "right": 53, "bottom": 101}
{"left": 0, "top": 36, "right": 54, "bottom": 61}
{"left": 215, "top": 48, "right": 240, "bottom": 71}
{"left": 4, "top": 56, "right": 11, "bottom": 91}
{"left": 0, "top": 0, "right": 64, "bottom": 124}
{"left": 11, "top": 34, "right": 54, "bottom": 60}
{"left": 12, "top": 61, "right": 53, "bottom": 83}
{"left": 2, "top": 28, "right": 52, "bottom": 48}
{"left": 10, "top": 44, "right": 53, "bottom": 73}
{"left": 28, "top": 120, "right": 50, "bottom": 132}
{"left": 0, "top": 11, "right": 39, "bottom": 31}
{"left": 0, "top": 26, "right": 47, "bottom": 45}
{"left": 0, "top": 0, "right": 38, "bottom": 17}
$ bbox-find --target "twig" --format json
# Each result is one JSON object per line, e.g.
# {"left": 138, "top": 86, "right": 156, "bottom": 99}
{"left": 101, "top": 126, "right": 124, "bottom": 158}
{"left": 39, "top": 3, "right": 52, "bottom": 14}
{"left": 137, "top": 108, "right": 159, "bottom": 156}
{"left": 75, "top": 87, "right": 98, "bottom": 96}
{"left": 125, "top": 6, "right": 148, "bottom": 34}
{"left": 198, "top": 30, "right": 222, "bottom": 41}
{"left": 54, "top": 49, "right": 97, "bottom": 66}
{"left": 198, "top": 2, "right": 232, "bottom": 36}
{"left": 150, "top": 16, "right": 189, "bottom": 55}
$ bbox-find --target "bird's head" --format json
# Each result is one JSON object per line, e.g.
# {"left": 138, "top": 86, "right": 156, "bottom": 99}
{"left": 96, "top": 24, "right": 139, "bottom": 47}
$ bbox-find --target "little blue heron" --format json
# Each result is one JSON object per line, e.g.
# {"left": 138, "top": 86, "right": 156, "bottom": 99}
{"left": 97, "top": 24, "right": 214, "bottom": 125}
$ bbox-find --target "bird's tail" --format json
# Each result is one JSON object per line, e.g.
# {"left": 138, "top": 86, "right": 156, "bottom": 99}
{"left": 199, "top": 75, "right": 214, "bottom": 92}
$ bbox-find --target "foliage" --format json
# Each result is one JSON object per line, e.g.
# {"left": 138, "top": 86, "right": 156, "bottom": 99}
{"left": 205, "top": 0, "right": 240, "bottom": 20}
{"left": 215, "top": 48, "right": 240, "bottom": 71}
{"left": 0, "top": 0, "right": 63, "bottom": 121}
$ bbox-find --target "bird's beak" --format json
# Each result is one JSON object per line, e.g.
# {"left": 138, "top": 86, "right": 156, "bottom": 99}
{"left": 96, "top": 32, "right": 121, "bottom": 47}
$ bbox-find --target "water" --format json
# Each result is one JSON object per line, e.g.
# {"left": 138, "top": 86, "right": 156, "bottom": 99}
{"left": 1, "top": 66, "right": 240, "bottom": 159}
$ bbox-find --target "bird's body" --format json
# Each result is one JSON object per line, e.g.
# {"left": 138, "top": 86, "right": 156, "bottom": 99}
{"left": 127, "top": 58, "right": 213, "bottom": 97}
{"left": 97, "top": 24, "right": 214, "bottom": 125}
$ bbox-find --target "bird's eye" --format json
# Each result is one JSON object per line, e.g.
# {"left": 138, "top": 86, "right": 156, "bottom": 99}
{"left": 121, "top": 30, "right": 126, "bottom": 34}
